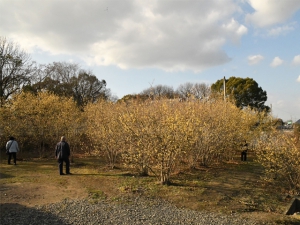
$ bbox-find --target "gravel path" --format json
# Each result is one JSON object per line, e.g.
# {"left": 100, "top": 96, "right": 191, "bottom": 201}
{"left": 1, "top": 197, "right": 262, "bottom": 225}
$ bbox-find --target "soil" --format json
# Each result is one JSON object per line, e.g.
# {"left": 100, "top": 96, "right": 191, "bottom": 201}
{"left": 1, "top": 158, "right": 299, "bottom": 224}
{"left": 0, "top": 175, "right": 88, "bottom": 207}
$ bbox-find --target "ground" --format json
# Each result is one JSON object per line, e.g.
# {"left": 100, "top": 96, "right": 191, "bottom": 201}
{"left": 0, "top": 156, "right": 299, "bottom": 224}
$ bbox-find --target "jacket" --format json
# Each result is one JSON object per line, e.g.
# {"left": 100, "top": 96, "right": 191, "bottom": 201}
{"left": 55, "top": 141, "right": 70, "bottom": 159}
{"left": 6, "top": 140, "right": 19, "bottom": 153}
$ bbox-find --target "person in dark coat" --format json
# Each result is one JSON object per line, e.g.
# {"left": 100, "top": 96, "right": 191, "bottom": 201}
{"left": 55, "top": 136, "right": 71, "bottom": 175}
{"left": 241, "top": 140, "right": 248, "bottom": 161}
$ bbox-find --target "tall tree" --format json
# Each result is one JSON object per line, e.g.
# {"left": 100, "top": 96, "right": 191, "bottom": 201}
{"left": 72, "top": 71, "right": 107, "bottom": 107}
{"left": 211, "top": 77, "right": 269, "bottom": 111}
{"left": 0, "top": 37, "right": 34, "bottom": 106}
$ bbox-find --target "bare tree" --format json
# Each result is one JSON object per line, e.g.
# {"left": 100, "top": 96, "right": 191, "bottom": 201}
{"left": 141, "top": 84, "right": 175, "bottom": 99}
{"left": 176, "top": 82, "right": 211, "bottom": 100}
{"left": 176, "top": 82, "right": 194, "bottom": 100}
{"left": 0, "top": 37, "right": 34, "bottom": 106}
{"left": 44, "top": 61, "right": 79, "bottom": 84}
{"left": 192, "top": 83, "right": 211, "bottom": 99}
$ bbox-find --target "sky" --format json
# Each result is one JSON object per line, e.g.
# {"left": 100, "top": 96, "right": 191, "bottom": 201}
{"left": 0, "top": 0, "right": 299, "bottom": 122}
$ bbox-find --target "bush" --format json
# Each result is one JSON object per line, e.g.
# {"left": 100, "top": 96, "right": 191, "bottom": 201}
{"left": 255, "top": 130, "right": 300, "bottom": 193}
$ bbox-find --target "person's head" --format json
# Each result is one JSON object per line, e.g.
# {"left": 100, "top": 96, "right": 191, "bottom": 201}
{"left": 61, "top": 136, "right": 66, "bottom": 142}
{"left": 9, "top": 136, "right": 15, "bottom": 140}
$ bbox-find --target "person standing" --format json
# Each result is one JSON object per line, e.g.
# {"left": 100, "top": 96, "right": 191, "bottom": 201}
{"left": 6, "top": 136, "right": 19, "bottom": 165}
{"left": 55, "top": 136, "right": 71, "bottom": 175}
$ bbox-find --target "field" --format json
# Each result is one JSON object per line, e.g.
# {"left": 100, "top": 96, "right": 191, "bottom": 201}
{"left": 0, "top": 153, "right": 299, "bottom": 225}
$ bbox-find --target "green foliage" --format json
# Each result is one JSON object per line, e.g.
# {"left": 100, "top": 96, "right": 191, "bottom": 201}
{"left": 211, "top": 77, "right": 269, "bottom": 111}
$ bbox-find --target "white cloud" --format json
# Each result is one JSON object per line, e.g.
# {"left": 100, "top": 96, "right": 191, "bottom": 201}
{"left": 245, "top": 0, "right": 300, "bottom": 27}
{"left": 248, "top": 55, "right": 264, "bottom": 65}
{"left": 222, "top": 18, "right": 248, "bottom": 44}
{"left": 270, "top": 57, "right": 283, "bottom": 67}
{"left": 292, "top": 55, "right": 300, "bottom": 65}
{"left": 297, "top": 75, "right": 300, "bottom": 82}
{"left": 267, "top": 24, "right": 295, "bottom": 36}
{"left": 0, "top": 0, "right": 247, "bottom": 72}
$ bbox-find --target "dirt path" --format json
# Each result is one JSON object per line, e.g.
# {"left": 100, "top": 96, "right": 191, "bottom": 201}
{"left": 0, "top": 176, "right": 88, "bottom": 207}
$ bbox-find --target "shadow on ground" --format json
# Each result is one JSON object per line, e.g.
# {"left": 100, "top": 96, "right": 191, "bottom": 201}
{"left": 0, "top": 203, "right": 67, "bottom": 225}
{"left": 0, "top": 173, "right": 14, "bottom": 179}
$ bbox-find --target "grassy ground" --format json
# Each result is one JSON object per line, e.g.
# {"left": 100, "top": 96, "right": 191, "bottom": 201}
{"left": 0, "top": 153, "right": 299, "bottom": 224}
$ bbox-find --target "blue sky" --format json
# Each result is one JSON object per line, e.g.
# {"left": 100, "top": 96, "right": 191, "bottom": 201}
{"left": 1, "top": 0, "right": 299, "bottom": 121}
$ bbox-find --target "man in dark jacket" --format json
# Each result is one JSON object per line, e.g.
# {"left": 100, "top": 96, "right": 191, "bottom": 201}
{"left": 55, "top": 136, "right": 71, "bottom": 175}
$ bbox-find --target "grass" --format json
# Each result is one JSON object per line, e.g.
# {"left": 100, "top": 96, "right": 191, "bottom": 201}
{"left": 0, "top": 154, "right": 299, "bottom": 224}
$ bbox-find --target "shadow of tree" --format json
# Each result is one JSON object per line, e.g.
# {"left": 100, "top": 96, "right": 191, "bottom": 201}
{"left": 0, "top": 173, "right": 14, "bottom": 179}
{"left": 0, "top": 203, "right": 67, "bottom": 225}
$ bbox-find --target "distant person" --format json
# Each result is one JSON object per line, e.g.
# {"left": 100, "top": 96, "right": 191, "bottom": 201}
{"left": 6, "top": 136, "right": 19, "bottom": 165}
{"left": 55, "top": 136, "right": 71, "bottom": 175}
{"left": 241, "top": 141, "right": 248, "bottom": 161}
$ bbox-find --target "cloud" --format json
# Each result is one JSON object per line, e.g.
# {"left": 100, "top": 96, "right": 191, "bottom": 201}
{"left": 267, "top": 24, "right": 295, "bottom": 36}
{"left": 292, "top": 55, "right": 300, "bottom": 65}
{"left": 248, "top": 55, "right": 264, "bottom": 65}
{"left": 245, "top": 0, "right": 300, "bottom": 27}
{"left": 0, "top": 0, "right": 247, "bottom": 72}
{"left": 297, "top": 75, "right": 300, "bottom": 82}
{"left": 270, "top": 57, "right": 283, "bottom": 67}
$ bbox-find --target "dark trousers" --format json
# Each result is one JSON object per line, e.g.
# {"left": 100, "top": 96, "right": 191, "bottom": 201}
{"left": 8, "top": 152, "right": 17, "bottom": 164}
{"left": 58, "top": 157, "right": 70, "bottom": 174}
{"left": 241, "top": 151, "right": 247, "bottom": 161}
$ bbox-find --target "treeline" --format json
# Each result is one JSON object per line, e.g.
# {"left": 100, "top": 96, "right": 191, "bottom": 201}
{"left": 1, "top": 91, "right": 299, "bottom": 192}
{"left": 0, "top": 37, "right": 112, "bottom": 109}
{"left": 120, "top": 82, "right": 211, "bottom": 103}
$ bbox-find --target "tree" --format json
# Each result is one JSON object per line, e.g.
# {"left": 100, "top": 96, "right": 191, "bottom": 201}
{"left": 176, "top": 82, "right": 194, "bottom": 100}
{"left": 192, "top": 83, "right": 211, "bottom": 99}
{"left": 72, "top": 71, "right": 107, "bottom": 107}
{"left": 176, "top": 82, "right": 210, "bottom": 100}
{"left": 211, "top": 77, "right": 269, "bottom": 111}
{"left": 30, "top": 62, "right": 79, "bottom": 97}
{"left": 85, "top": 101, "right": 126, "bottom": 169}
{"left": 0, "top": 37, "right": 34, "bottom": 106}
{"left": 140, "top": 84, "right": 175, "bottom": 99}
{"left": 29, "top": 62, "right": 108, "bottom": 107}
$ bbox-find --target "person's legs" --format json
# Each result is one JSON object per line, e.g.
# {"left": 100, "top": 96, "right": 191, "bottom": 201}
{"left": 8, "top": 153, "right": 12, "bottom": 164}
{"left": 65, "top": 158, "right": 70, "bottom": 174}
{"left": 12, "top": 153, "right": 17, "bottom": 165}
{"left": 241, "top": 151, "right": 247, "bottom": 161}
{"left": 58, "top": 159, "right": 64, "bottom": 175}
